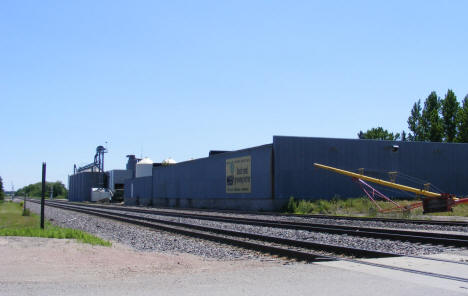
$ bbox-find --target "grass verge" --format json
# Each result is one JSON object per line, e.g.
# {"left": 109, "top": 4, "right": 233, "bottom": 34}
{"left": 0, "top": 201, "right": 111, "bottom": 246}
{"left": 285, "top": 196, "right": 468, "bottom": 218}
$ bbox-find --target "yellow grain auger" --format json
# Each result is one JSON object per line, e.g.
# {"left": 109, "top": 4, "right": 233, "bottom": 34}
{"left": 314, "top": 163, "right": 468, "bottom": 214}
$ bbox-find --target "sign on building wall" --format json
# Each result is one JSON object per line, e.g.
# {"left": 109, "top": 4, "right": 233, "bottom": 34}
{"left": 226, "top": 156, "right": 251, "bottom": 193}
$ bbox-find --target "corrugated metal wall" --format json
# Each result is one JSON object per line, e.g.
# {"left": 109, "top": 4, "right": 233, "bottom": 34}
{"left": 151, "top": 144, "right": 273, "bottom": 208}
{"left": 124, "top": 176, "right": 153, "bottom": 206}
{"left": 108, "top": 170, "right": 132, "bottom": 191}
{"left": 273, "top": 136, "right": 468, "bottom": 201}
{"left": 68, "top": 172, "right": 106, "bottom": 202}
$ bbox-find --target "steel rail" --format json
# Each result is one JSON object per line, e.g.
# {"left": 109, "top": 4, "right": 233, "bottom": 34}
{"left": 281, "top": 212, "right": 468, "bottom": 227}
{"left": 29, "top": 200, "right": 468, "bottom": 283}
{"left": 44, "top": 201, "right": 395, "bottom": 258}
{"left": 28, "top": 199, "right": 468, "bottom": 266}
{"left": 38, "top": 201, "right": 468, "bottom": 265}
{"left": 50, "top": 199, "right": 468, "bottom": 227}
{"left": 47, "top": 201, "right": 468, "bottom": 247}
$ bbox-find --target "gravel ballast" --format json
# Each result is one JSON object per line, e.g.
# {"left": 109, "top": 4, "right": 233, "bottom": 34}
{"left": 115, "top": 205, "right": 468, "bottom": 233}
{"left": 25, "top": 202, "right": 273, "bottom": 261}
{"left": 71, "top": 205, "right": 451, "bottom": 256}
{"left": 25, "top": 201, "right": 460, "bottom": 258}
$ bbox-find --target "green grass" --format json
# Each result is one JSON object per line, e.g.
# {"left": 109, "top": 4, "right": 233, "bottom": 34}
{"left": 285, "top": 196, "right": 468, "bottom": 218}
{"left": 0, "top": 201, "right": 111, "bottom": 246}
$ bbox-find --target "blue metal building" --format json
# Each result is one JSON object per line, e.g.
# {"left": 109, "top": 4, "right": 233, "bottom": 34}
{"left": 122, "top": 136, "right": 468, "bottom": 211}
{"left": 273, "top": 136, "right": 468, "bottom": 200}
{"left": 68, "top": 171, "right": 106, "bottom": 202}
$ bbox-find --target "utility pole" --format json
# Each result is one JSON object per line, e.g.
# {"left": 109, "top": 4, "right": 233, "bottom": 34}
{"left": 41, "top": 162, "right": 46, "bottom": 229}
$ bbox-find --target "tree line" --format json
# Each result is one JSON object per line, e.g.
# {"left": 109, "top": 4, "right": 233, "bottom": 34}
{"left": 0, "top": 176, "right": 4, "bottom": 200}
{"left": 358, "top": 90, "right": 468, "bottom": 142}
{"left": 15, "top": 181, "right": 68, "bottom": 198}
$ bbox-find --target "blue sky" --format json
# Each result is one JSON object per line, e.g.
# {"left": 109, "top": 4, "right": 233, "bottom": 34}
{"left": 1, "top": 1, "right": 467, "bottom": 189}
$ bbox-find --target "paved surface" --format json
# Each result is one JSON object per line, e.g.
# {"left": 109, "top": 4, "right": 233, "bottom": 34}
{"left": 1, "top": 237, "right": 467, "bottom": 296}
{"left": 317, "top": 251, "right": 468, "bottom": 294}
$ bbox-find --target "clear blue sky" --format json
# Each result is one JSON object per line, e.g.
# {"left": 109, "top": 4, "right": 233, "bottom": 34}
{"left": 1, "top": 1, "right": 467, "bottom": 189}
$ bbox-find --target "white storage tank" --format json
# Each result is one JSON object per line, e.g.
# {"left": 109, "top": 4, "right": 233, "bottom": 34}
{"left": 135, "top": 157, "right": 153, "bottom": 178}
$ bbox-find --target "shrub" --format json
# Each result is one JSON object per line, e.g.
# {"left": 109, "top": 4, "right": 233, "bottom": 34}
{"left": 296, "top": 199, "right": 315, "bottom": 214}
{"left": 286, "top": 197, "right": 297, "bottom": 213}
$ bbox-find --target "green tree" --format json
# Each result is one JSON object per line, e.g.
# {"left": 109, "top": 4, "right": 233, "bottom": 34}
{"left": 421, "top": 91, "right": 443, "bottom": 142}
{"left": 0, "top": 176, "right": 4, "bottom": 200}
{"left": 357, "top": 127, "right": 400, "bottom": 140}
{"left": 457, "top": 95, "right": 468, "bottom": 143}
{"left": 407, "top": 100, "right": 424, "bottom": 141}
{"left": 441, "top": 89, "right": 459, "bottom": 142}
{"left": 51, "top": 181, "right": 67, "bottom": 197}
{"left": 16, "top": 181, "right": 68, "bottom": 198}
{"left": 401, "top": 130, "right": 407, "bottom": 141}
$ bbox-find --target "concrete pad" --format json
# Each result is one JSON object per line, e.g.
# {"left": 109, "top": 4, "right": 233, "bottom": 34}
{"left": 316, "top": 251, "right": 468, "bottom": 294}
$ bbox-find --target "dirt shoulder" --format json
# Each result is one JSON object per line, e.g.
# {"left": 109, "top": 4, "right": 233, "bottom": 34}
{"left": 0, "top": 236, "right": 276, "bottom": 284}
{"left": 1, "top": 237, "right": 463, "bottom": 296}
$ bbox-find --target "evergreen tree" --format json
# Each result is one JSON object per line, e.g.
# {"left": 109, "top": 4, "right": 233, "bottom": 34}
{"left": 357, "top": 127, "right": 400, "bottom": 140}
{"left": 0, "top": 176, "right": 4, "bottom": 200}
{"left": 407, "top": 100, "right": 424, "bottom": 141}
{"left": 441, "top": 89, "right": 459, "bottom": 142}
{"left": 457, "top": 95, "right": 468, "bottom": 143}
{"left": 401, "top": 130, "right": 407, "bottom": 141}
{"left": 421, "top": 91, "right": 443, "bottom": 142}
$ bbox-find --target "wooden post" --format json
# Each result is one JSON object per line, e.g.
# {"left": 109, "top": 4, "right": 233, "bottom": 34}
{"left": 41, "top": 162, "right": 46, "bottom": 229}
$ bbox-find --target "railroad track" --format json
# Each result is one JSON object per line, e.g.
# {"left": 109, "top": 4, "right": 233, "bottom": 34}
{"left": 108, "top": 203, "right": 468, "bottom": 227}
{"left": 49, "top": 199, "right": 468, "bottom": 227}
{"left": 26, "top": 199, "right": 468, "bottom": 284}
{"left": 32, "top": 200, "right": 395, "bottom": 259}
{"left": 284, "top": 213, "right": 468, "bottom": 227}
{"left": 49, "top": 200, "right": 468, "bottom": 247}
